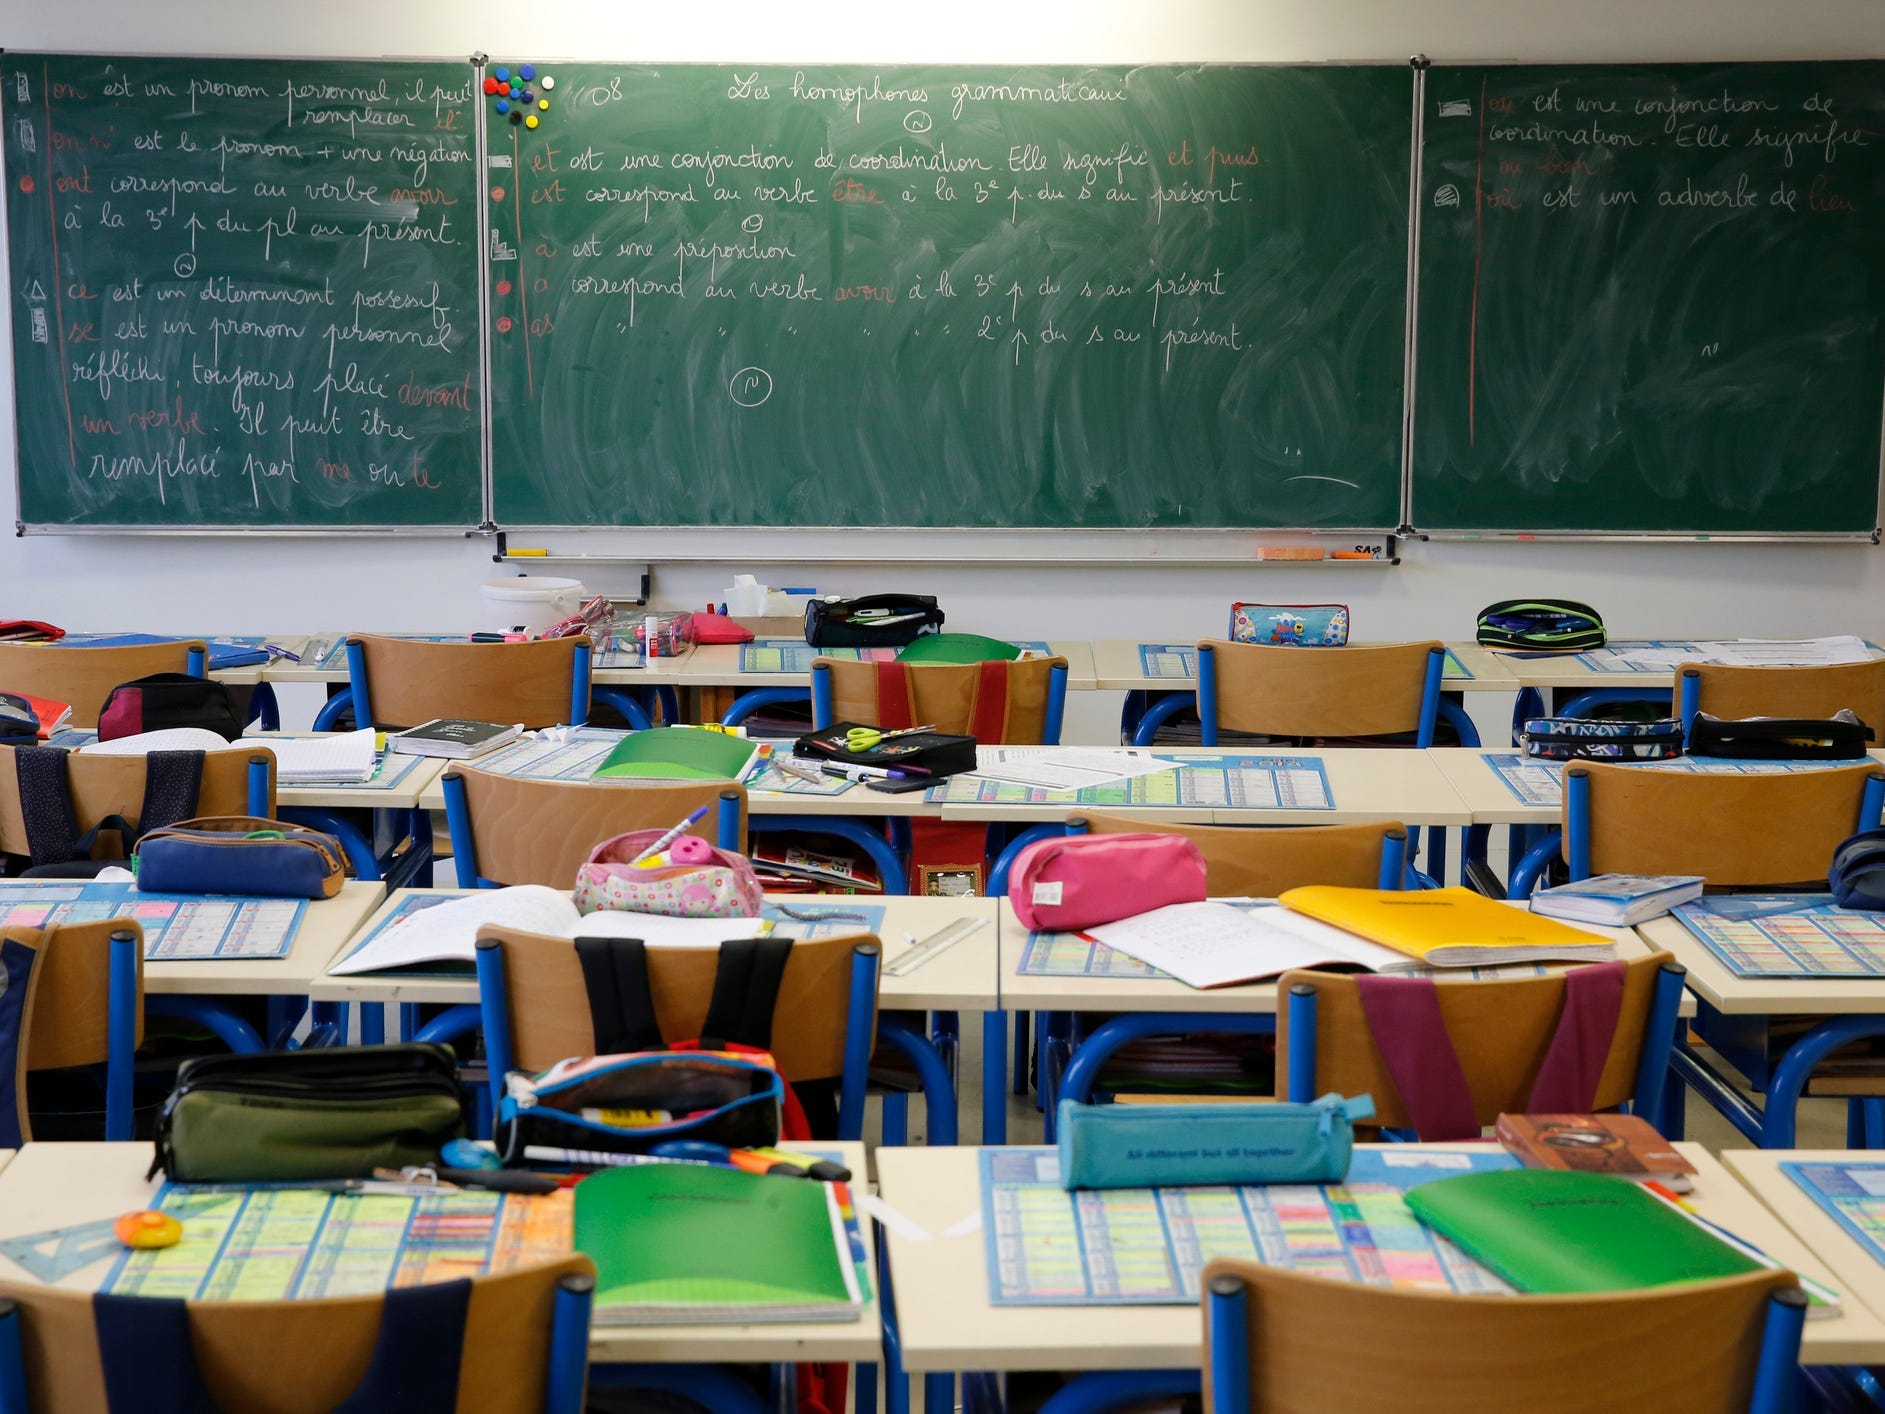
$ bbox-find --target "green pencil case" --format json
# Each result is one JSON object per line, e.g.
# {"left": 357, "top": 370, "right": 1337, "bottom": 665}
{"left": 1055, "top": 1093, "right": 1373, "bottom": 1190}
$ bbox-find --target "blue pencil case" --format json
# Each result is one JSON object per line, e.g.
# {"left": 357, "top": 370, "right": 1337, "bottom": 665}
{"left": 1056, "top": 1093, "right": 1374, "bottom": 1190}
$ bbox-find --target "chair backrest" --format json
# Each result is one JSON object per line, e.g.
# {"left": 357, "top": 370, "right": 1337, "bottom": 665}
{"left": 1681, "top": 658, "right": 1885, "bottom": 732}
{"left": 4, "top": 919, "right": 144, "bottom": 1144}
{"left": 0, "top": 641, "right": 204, "bottom": 730}
{"left": 0, "top": 745, "right": 277, "bottom": 862}
{"left": 478, "top": 926, "right": 877, "bottom": 1082}
{"left": 1275, "top": 952, "right": 1677, "bottom": 1131}
{"left": 0, "top": 1256, "right": 593, "bottom": 1414}
{"left": 1200, "top": 1258, "right": 1798, "bottom": 1414}
{"left": 445, "top": 767, "right": 748, "bottom": 887}
{"left": 1565, "top": 760, "right": 1885, "bottom": 886}
{"left": 1197, "top": 640, "right": 1445, "bottom": 740}
{"left": 1071, "top": 812, "right": 1406, "bottom": 894}
{"left": 814, "top": 656, "right": 1069, "bottom": 743}
{"left": 349, "top": 635, "right": 586, "bottom": 730}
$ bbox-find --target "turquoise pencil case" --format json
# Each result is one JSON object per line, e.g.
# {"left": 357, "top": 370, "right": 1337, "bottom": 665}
{"left": 1056, "top": 1093, "right": 1374, "bottom": 1190}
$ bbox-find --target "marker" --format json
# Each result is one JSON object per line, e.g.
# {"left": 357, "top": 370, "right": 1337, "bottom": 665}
{"left": 509, "top": 547, "right": 549, "bottom": 557}
{"left": 630, "top": 803, "right": 710, "bottom": 864}
{"left": 820, "top": 761, "right": 920, "bottom": 783}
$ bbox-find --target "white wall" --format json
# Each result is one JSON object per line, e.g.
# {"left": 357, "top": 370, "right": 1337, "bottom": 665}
{"left": 5, "top": 0, "right": 1884, "bottom": 740}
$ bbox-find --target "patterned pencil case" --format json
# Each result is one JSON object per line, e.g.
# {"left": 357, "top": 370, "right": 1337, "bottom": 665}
{"left": 1056, "top": 1093, "right": 1374, "bottom": 1189}
{"left": 1522, "top": 717, "right": 1685, "bottom": 761}
{"left": 1229, "top": 603, "right": 1349, "bottom": 647}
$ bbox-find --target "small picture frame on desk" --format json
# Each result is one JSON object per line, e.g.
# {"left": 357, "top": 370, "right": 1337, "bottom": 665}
{"left": 919, "top": 864, "right": 983, "bottom": 898}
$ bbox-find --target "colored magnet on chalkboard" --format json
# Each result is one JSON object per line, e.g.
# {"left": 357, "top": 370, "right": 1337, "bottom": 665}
{"left": 540, "top": 76, "right": 555, "bottom": 90}
{"left": 496, "top": 279, "right": 512, "bottom": 295}
{"left": 496, "top": 316, "right": 513, "bottom": 333}
{"left": 510, "top": 110, "right": 524, "bottom": 124}
{"left": 509, "top": 84, "right": 522, "bottom": 97}
{"left": 521, "top": 90, "right": 534, "bottom": 104}
{"left": 490, "top": 186, "right": 505, "bottom": 201}
{"left": 495, "top": 66, "right": 509, "bottom": 81}
{"left": 538, "top": 99, "right": 550, "bottom": 110}
{"left": 520, "top": 64, "right": 536, "bottom": 80}
{"left": 525, "top": 115, "right": 539, "bottom": 129}
{"left": 482, "top": 76, "right": 500, "bottom": 95}
{"left": 495, "top": 99, "right": 510, "bottom": 113}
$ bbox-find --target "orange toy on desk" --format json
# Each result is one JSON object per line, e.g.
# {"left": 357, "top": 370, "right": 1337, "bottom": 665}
{"left": 115, "top": 1209, "right": 183, "bottom": 1250}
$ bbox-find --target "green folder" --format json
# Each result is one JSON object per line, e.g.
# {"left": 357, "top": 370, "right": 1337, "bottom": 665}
{"left": 896, "top": 633, "right": 1021, "bottom": 665}
{"left": 574, "top": 1161, "right": 864, "bottom": 1324}
{"left": 592, "top": 726, "right": 758, "bottom": 781}
{"left": 1403, "top": 1169, "right": 1765, "bottom": 1293}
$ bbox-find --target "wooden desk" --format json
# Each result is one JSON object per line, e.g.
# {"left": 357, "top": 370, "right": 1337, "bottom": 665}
{"left": 1087, "top": 640, "right": 1518, "bottom": 694}
{"left": 876, "top": 1142, "right": 1880, "bottom": 1371}
{"left": 1639, "top": 914, "right": 1885, "bottom": 1148}
{"left": 1723, "top": 1148, "right": 1885, "bottom": 1367}
{"left": 259, "top": 634, "right": 694, "bottom": 689}
{"left": 0, "top": 1140, "right": 879, "bottom": 1365}
{"left": 937, "top": 747, "right": 1476, "bottom": 827}
{"left": 679, "top": 639, "right": 1098, "bottom": 691}
{"left": 310, "top": 891, "right": 1008, "bottom": 1143}
{"left": 139, "top": 881, "right": 387, "bottom": 999}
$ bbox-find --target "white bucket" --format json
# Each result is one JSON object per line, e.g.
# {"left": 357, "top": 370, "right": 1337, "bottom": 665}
{"left": 479, "top": 576, "right": 587, "bottom": 634}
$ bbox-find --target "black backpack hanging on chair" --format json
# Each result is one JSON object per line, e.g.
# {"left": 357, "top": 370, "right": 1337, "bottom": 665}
{"left": 9, "top": 745, "right": 206, "bottom": 878}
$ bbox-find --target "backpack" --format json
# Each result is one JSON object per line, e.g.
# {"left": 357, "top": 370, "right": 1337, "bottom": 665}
{"left": 98, "top": 673, "right": 243, "bottom": 742}
{"left": 10, "top": 745, "right": 206, "bottom": 873}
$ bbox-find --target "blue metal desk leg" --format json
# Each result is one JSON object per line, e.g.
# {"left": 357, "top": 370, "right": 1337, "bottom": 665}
{"left": 1763, "top": 1016, "right": 1885, "bottom": 1148}
{"left": 1011, "top": 1011, "right": 1031, "bottom": 1095}
{"left": 982, "top": 1011, "right": 1007, "bottom": 1145}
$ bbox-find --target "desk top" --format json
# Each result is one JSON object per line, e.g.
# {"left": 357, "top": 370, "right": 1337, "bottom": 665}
{"left": 1086, "top": 640, "right": 1518, "bottom": 694}
{"left": 1493, "top": 641, "right": 1885, "bottom": 692}
{"left": 309, "top": 889, "right": 1001, "bottom": 1012}
{"left": 260, "top": 634, "right": 694, "bottom": 687}
{"left": 940, "top": 747, "right": 1474, "bottom": 827}
{"left": 674, "top": 639, "right": 1098, "bottom": 691}
{"left": 996, "top": 900, "right": 1662, "bottom": 1014}
{"left": 136, "top": 882, "right": 385, "bottom": 996}
{"left": 877, "top": 1141, "right": 1880, "bottom": 1371}
{"left": 1723, "top": 1148, "right": 1885, "bottom": 1363}
{"left": 1637, "top": 914, "right": 1885, "bottom": 1016}
{"left": 0, "top": 1140, "right": 878, "bottom": 1364}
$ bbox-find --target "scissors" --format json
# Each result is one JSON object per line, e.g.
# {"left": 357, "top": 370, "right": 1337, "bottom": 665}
{"left": 844, "top": 724, "right": 936, "bottom": 751}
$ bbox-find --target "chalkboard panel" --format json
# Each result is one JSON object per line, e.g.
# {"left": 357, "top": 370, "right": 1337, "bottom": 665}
{"left": 1413, "top": 62, "right": 1885, "bottom": 535}
{"left": 487, "top": 64, "right": 1411, "bottom": 530}
{"left": 3, "top": 54, "right": 484, "bottom": 529}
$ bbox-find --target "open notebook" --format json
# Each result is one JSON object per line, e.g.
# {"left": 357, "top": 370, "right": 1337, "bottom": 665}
{"left": 328, "top": 885, "right": 769, "bottom": 976}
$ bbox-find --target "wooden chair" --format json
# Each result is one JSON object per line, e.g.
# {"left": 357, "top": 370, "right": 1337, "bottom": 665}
{"left": 1508, "top": 760, "right": 1885, "bottom": 897}
{"left": 1156, "top": 640, "right": 1447, "bottom": 749}
{"left": 1276, "top": 952, "right": 1687, "bottom": 1137}
{"left": 0, "top": 641, "right": 206, "bottom": 730}
{"left": 2, "top": 919, "right": 142, "bottom": 1143}
{"left": 1680, "top": 659, "right": 1885, "bottom": 735}
{"left": 0, "top": 743, "right": 274, "bottom": 866}
{"left": 1196, "top": 1259, "right": 1803, "bottom": 1414}
{"left": 989, "top": 813, "right": 1410, "bottom": 897}
{"left": 442, "top": 768, "right": 746, "bottom": 887}
{"left": 0, "top": 1257, "right": 594, "bottom": 1414}
{"left": 475, "top": 925, "right": 880, "bottom": 1139}
{"left": 313, "top": 634, "right": 650, "bottom": 732}
{"left": 811, "top": 655, "right": 1070, "bottom": 744}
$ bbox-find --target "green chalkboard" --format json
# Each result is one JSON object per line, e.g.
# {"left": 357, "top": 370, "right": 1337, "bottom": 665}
{"left": 3, "top": 54, "right": 484, "bottom": 529}
{"left": 487, "top": 64, "right": 1411, "bottom": 530}
{"left": 1413, "top": 62, "right": 1885, "bottom": 535}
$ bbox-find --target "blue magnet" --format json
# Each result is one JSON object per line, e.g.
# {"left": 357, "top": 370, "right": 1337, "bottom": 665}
{"left": 520, "top": 64, "right": 536, "bottom": 79}
{"left": 494, "top": 66, "right": 509, "bottom": 81}
{"left": 521, "top": 90, "right": 534, "bottom": 104}
{"left": 495, "top": 98, "right": 510, "bottom": 112}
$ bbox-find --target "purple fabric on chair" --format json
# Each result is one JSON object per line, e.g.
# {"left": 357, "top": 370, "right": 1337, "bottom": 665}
{"left": 1353, "top": 976, "right": 1480, "bottom": 1141}
{"left": 1525, "top": 960, "right": 1627, "bottom": 1114}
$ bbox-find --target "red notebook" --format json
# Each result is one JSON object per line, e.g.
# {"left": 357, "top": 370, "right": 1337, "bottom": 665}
{"left": 18, "top": 693, "right": 73, "bottom": 737}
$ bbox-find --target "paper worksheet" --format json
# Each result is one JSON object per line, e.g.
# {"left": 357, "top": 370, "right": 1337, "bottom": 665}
{"left": 969, "top": 747, "right": 1174, "bottom": 791}
{"left": 260, "top": 729, "right": 378, "bottom": 784}
{"left": 1085, "top": 900, "right": 1408, "bottom": 988}
{"left": 78, "top": 728, "right": 249, "bottom": 755}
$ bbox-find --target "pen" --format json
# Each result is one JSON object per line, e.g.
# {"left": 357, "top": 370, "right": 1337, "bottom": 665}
{"left": 631, "top": 804, "right": 710, "bottom": 864}
{"left": 820, "top": 761, "right": 918, "bottom": 783}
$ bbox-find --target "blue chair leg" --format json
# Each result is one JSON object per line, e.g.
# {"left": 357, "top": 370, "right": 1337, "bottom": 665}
{"left": 1011, "top": 1011, "right": 1031, "bottom": 1095}
{"left": 1749, "top": 1290, "right": 1810, "bottom": 1414}
{"left": 1866, "top": 1097, "right": 1885, "bottom": 1148}
{"left": 982, "top": 1010, "right": 1008, "bottom": 1144}
{"left": 879, "top": 1228, "right": 912, "bottom": 1414}
{"left": 311, "top": 687, "right": 355, "bottom": 732}
{"left": 1051, "top": 1013, "right": 1277, "bottom": 1142}
{"left": 146, "top": 997, "right": 264, "bottom": 1053}
{"left": 400, "top": 1002, "right": 423, "bottom": 1041}
{"left": 590, "top": 686, "right": 654, "bottom": 731}
{"left": 1035, "top": 1371, "right": 1202, "bottom": 1414}
{"left": 722, "top": 687, "right": 813, "bottom": 728}
{"left": 247, "top": 682, "right": 282, "bottom": 731}
{"left": 545, "top": 1274, "right": 593, "bottom": 1414}
{"left": 278, "top": 807, "right": 383, "bottom": 883}
{"left": 413, "top": 1004, "right": 483, "bottom": 1047}
{"left": 1130, "top": 691, "right": 1197, "bottom": 747}
{"left": 932, "top": 1011, "right": 960, "bottom": 1089}
{"left": 359, "top": 1004, "right": 386, "bottom": 1046}
{"left": 1506, "top": 830, "right": 1562, "bottom": 900}
{"left": 1764, "top": 1017, "right": 1885, "bottom": 1148}
{"left": 881, "top": 1091, "right": 910, "bottom": 1147}
{"left": 925, "top": 1375, "right": 955, "bottom": 1414}
{"left": 876, "top": 1013, "right": 959, "bottom": 1146}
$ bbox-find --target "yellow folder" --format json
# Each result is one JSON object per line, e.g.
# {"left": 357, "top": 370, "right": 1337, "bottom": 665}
{"left": 1277, "top": 886, "right": 1616, "bottom": 967}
